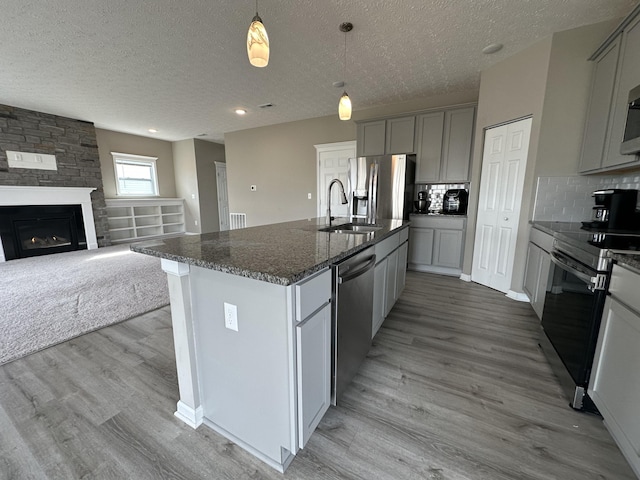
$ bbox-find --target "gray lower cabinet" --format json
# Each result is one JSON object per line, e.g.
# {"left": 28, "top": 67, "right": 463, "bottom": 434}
{"left": 522, "top": 228, "right": 553, "bottom": 319}
{"left": 589, "top": 263, "right": 640, "bottom": 477}
{"left": 580, "top": 11, "right": 640, "bottom": 172}
{"left": 415, "top": 106, "right": 475, "bottom": 183}
{"left": 408, "top": 215, "right": 465, "bottom": 275}
{"left": 372, "top": 227, "right": 409, "bottom": 337}
{"left": 296, "top": 302, "right": 331, "bottom": 448}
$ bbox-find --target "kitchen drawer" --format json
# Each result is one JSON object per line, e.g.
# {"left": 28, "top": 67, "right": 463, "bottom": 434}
{"left": 409, "top": 215, "right": 465, "bottom": 230}
{"left": 530, "top": 227, "right": 553, "bottom": 252}
{"left": 609, "top": 263, "right": 640, "bottom": 314}
{"left": 376, "top": 232, "right": 400, "bottom": 261}
{"left": 295, "top": 268, "right": 331, "bottom": 322}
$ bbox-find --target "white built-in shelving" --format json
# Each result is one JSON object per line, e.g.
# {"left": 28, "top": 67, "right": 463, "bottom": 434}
{"left": 105, "top": 198, "right": 185, "bottom": 243}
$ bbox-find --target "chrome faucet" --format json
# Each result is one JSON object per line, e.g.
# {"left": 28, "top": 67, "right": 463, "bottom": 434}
{"left": 327, "top": 179, "right": 348, "bottom": 227}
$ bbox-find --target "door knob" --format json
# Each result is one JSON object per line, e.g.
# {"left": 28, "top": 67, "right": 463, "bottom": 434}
{"left": 504, "top": 217, "right": 509, "bottom": 221}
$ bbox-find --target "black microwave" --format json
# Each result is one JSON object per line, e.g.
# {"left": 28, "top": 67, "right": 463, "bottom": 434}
{"left": 621, "top": 84, "right": 640, "bottom": 155}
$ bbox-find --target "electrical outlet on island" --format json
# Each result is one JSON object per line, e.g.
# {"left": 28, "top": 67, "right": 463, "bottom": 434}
{"left": 224, "top": 302, "right": 238, "bottom": 331}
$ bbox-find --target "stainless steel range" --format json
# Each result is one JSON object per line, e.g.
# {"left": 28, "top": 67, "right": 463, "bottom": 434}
{"left": 539, "top": 227, "right": 640, "bottom": 411}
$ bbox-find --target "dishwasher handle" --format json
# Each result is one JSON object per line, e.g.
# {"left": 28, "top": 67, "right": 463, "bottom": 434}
{"left": 338, "top": 255, "right": 376, "bottom": 284}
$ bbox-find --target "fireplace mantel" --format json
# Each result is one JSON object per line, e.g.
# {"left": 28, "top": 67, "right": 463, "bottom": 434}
{"left": 0, "top": 186, "right": 98, "bottom": 262}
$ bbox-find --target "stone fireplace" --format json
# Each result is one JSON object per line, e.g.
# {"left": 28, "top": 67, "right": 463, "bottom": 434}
{"left": 0, "top": 104, "right": 110, "bottom": 259}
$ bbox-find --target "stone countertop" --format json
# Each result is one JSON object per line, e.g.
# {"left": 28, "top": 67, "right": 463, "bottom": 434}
{"left": 410, "top": 212, "right": 468, "bottom": 218}
{"left": 530, "top": 221, "right": 584, "bottom": 236}
{"left": 611, "top": 253, "right": 640, "bottom": 273}
{"left": 130, "top": 217, "right": 409, "bottom": 286}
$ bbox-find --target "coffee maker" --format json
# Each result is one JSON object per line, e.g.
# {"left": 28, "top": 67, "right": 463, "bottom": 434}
{"left": 589, "top": 189, "right": 638, "bottom": 230}
{"left": 443, "top": 189, "right": 469, "bottom": 215}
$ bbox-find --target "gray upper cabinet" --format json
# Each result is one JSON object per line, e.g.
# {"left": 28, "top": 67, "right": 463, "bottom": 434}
{"left": 357, "top": 120, "right": 386, "bottom": 156}
{"left": 441, "top": 107, "right": 475, "bottom": 182}
{"left": 580, "top": 11, "right": 640, "bottom": 173}
{"left": 385, "top": 116, "right": 416, "bottom": 154}
{"left": 415, "top": 106, "right": 475, "bottom": 183}
{"left": 415, "top": 112, "right": 445, "bottom": 182}
{"left": 579, "top": 36, "right": 621, "bottom": 172}
{"left": 357, "top": 116, "right": 416, "bottom": 156}
{"left": 604, "top": 14, "right": 640, "bottom": 169}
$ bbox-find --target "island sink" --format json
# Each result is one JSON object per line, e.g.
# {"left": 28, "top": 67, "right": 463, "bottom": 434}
{"left": 318, "top": 223, "right": 382, "bottom": 234}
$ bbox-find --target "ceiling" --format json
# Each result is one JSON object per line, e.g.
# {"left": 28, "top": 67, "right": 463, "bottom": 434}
{"left": 0, "top": 0, "right": 636, "bottom": 143}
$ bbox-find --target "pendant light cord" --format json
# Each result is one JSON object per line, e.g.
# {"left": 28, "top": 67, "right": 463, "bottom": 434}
{"left": 343, "top": 31, "right": 347, "bottom": 86}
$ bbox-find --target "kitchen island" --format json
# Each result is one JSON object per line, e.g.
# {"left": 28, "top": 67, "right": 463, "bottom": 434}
{"left": 131, "top": 217, "right": 409, "bottom": 472}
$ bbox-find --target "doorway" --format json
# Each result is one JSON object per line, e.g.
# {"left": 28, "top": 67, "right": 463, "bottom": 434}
{"left": 315, "top": 141, "right": 356, "bottom": 218}
{"left": 471, "top": 117, "right": 532, "bottom": 293}
{"left": 215, "top": 162, "right": 230, "bottom": 231}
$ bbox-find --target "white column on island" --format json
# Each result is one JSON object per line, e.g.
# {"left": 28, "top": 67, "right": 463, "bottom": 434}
{"left": 161, "top": 258, "right": 203, "bottom": 428}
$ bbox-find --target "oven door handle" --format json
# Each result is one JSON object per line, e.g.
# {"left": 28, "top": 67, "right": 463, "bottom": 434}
{"left": 550, "top": 250, "right": 597, "bottom": 286}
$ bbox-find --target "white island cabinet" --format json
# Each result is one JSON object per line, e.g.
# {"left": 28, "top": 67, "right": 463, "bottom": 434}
{"left": 133, "top": 217, "right": 409, "bottom": 472}
{"left": 161, "top": 260, "right": 331, "bottom": 472}
{"left": 589, "top": 262, "right": 640, "bottom": 478}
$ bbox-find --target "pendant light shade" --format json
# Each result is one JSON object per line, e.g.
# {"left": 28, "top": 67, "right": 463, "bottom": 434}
{"left": 247, "top": 4, "right": 269, "bottom": 67}
{"left": 339, "top": 91, "right": 352, "bottom": 120}
{"left": 338, "top": 23, "right": 353, "bottom": 121}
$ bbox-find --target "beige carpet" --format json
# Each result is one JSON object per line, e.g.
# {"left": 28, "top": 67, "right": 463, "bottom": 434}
{"left": 0, "top": 244, "right": 169, "bottom": 365}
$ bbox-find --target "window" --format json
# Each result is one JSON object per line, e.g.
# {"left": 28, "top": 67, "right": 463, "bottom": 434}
{"left": 112, "top": 152, "right": 159, "bottom": 197}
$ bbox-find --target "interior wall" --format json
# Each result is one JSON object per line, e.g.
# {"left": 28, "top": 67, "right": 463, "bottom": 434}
{"left": 462, "top": 37, "right": 553, "bottom": 291}
{"left": 224, "top": 90, "right": 479, "bottom": 227}
{"left": 172, "top": 139, "right": 200, "bottom": 233}
{"left": 194, "top": 139, "right": 225, "bottom": 233}
{"left": 95, "top": 128, "right": 176, "bottom": 198}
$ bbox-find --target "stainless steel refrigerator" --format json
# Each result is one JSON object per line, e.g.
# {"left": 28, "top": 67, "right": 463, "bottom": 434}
{"left": 347, "top": 154, "right": 416, "bottom": 223}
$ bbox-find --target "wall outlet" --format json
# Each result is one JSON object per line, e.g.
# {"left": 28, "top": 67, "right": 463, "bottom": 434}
{"left": 250, "top": 185, "right": 257, "bottom": 191}
{"left": 224, "top": 302, "right": 238, "bottom": 331}
{"left": 307, "top": 193, "right": 312, "bottom": 199}
{"left": 194, "top": 220, "right": 198, "bottom": 226}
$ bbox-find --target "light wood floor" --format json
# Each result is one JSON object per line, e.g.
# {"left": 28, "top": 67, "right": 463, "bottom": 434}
{"left": 0, "top": 272, "right": 635, "bottom": 479}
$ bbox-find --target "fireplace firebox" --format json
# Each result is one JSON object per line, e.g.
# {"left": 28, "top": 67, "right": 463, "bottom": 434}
{"left": 0, "top": 205, "right": 87, "bottom": 260}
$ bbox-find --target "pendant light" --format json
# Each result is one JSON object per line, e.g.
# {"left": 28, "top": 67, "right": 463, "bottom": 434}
{"left": 338, "top": 22, "right": 353, "bottom": 121}
{"left": 247, "top": 0, "right": 269, "bottom": 67}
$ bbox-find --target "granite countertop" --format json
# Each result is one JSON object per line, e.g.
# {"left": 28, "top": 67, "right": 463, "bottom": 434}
{"left": 410, "top": 212, "right": 467, "bottom": 218}
{"left": 130, "top": 217, "right": 408, "bottom": 286}
{"left": 611, "top": 253, "right": 640, "bottom": 273}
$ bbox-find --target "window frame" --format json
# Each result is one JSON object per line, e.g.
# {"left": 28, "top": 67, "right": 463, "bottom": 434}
{"left": 111, "top": 152, "right": 160, "bottom": 197}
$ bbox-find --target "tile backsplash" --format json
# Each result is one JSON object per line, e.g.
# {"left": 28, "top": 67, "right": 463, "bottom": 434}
{"left": 533, "top": 174, "right": 640, "bottom": 222}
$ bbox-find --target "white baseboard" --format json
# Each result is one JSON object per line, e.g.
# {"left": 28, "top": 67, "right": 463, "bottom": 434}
{"left": 506, "top": 290, "right": 530, "bottom": 302}
{"left": 174, "top": 401, "right": 203, "bottom": 429}
{"left": 408, "top": 264, "right": 461, "bottom": 277}
{"left": 459, "top": 273, "right": 471, "bottom": 282}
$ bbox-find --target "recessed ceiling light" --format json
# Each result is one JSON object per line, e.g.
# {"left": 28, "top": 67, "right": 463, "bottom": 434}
{"left": 482, "top": 43, "right": 503, "bottom": 54}
{"left": 148, "top": 128, "right": 158, "bottom": 133}
{"left": 235, "top": 109, "right": 247, "bottom": 115}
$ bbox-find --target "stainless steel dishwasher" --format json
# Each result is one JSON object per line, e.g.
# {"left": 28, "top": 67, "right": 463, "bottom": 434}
{"left": 331, "top": 246, "right": 376, "bottom": 405}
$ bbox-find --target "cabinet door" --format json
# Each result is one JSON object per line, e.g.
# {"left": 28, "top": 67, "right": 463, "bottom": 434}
{"left": 579, "top": 37, "right": 621, "bottom": 172}
{"left": 433, "top": 229, "right": 463, "bottom": 269}
{"left": 604, "top": 16, "right": 640, "bottom": 169}
{"left": 441, "top": 107, "right": 475, "bottom": 182}
{"left": 296, "top": 303, "right": 331, "bottom": 448}
{"left": 384, "top": 249, "right": 399, "bottom": 317}
{"left": 385, "top": 116, "right": 416, "bottom": 154}
{"left": 415, "top": 112, "right": 445, "bottom": 182}
{"left": 372, "top": 258, "right": 387, "bottom": 338}
{"left": 408, "top": 227, "right": 434, "bottom": 265}
{"left": 395, "top": 241, "right": 408, "bottom": 299}
{"left": 589, "top": 297, "right": 640, "bottom": 475}
{"left": 523, "top": 242, "right": 542, "bottom": 305}
{"left": 357, "top": 121, "right": 386, "bottom": 157}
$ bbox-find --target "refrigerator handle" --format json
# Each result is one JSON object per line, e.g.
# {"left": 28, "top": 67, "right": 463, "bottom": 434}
{"left": 367, "top": 162, "right": 378, "bottom": 224}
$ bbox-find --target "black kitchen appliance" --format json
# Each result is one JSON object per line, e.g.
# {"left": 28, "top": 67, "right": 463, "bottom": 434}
{"left": 620, "top": 84, "right": 640, "bottom": 155}
{"left": 443, "top": 189, "right": 468, "bottom": 215}
{"left": 586, "top": 189, "right": 638, "bottom": 230}
{"left": 539, "top": 227, "right": 640, "bottom": 412}
{"left": 414, "top": 190, "right": 430, "bottom": 213}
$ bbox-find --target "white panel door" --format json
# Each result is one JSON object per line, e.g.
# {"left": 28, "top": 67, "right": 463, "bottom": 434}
{"left": 215, "top": 162, "right": 230, "bottom": 231}
{"left": 472, "top": 117, "right": 532, "bottom": 293}
{"left": 315, "top": 142, "right": 356, "bottom": 218}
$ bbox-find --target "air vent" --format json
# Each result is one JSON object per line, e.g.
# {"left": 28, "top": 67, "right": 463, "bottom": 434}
{"left": 258, "top": 103, "right": 274, "bottom": 109}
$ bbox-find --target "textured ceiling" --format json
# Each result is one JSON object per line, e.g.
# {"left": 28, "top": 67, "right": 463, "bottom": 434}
{"left": 0, "top": 0, "right": 637, "bottom": 143}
